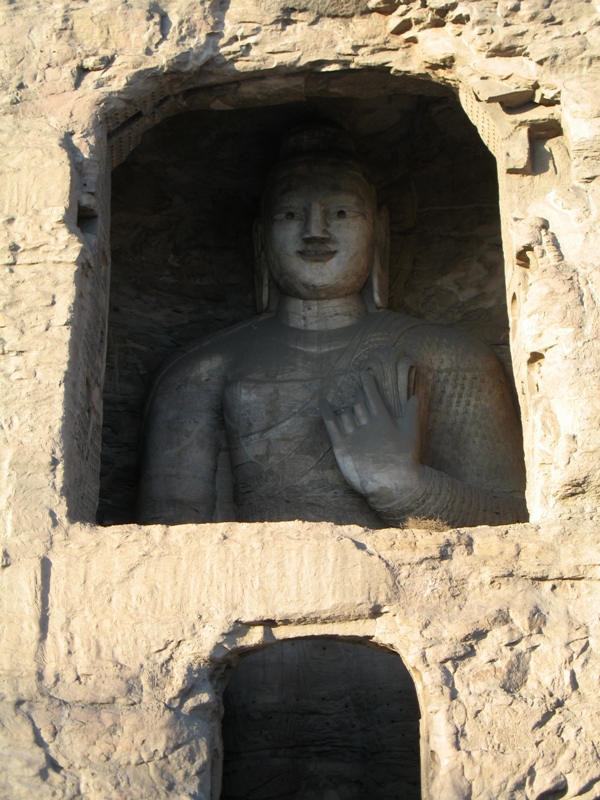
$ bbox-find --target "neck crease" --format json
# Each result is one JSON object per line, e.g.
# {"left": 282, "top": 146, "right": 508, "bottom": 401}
{"left": 276, "top": 294, "right": 368, "bottom": 330}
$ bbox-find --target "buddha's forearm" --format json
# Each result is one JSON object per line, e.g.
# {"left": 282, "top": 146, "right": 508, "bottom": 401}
{"left": 369, "top": 465, "right": 527, "bottom": 528}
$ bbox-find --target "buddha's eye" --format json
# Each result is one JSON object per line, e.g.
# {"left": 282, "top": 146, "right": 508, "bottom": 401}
{"left": 329, "top": 207, "right": 361, "bottom": 221}
{"left": 274, "top": 209, "right": 302, "bottom": 221}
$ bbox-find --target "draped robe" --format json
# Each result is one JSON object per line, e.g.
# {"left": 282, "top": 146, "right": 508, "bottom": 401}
{"left": 137, "top": 311, "right": 526, "bottom": 527}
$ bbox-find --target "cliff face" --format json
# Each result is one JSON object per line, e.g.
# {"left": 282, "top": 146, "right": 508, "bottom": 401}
{"left": 1, "top": 2, "right": 600, "bottom": 798}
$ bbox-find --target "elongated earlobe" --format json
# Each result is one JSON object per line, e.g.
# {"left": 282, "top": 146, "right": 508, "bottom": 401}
{"left": 253, "top": 217, "right": 270, "bottom": 313}
{"left": 370, "top": 204, "right": 390, "bottom": 310}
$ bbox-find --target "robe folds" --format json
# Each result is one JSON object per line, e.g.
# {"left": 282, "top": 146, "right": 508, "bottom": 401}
{"left": 138, "top": 310, "right": 527, "bottom": 527}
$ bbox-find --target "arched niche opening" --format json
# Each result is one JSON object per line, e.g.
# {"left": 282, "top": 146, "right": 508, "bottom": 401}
{"left": 219, "top": 638, "right": 421, "bottom": 800}
{"left": 96, "top": 71, "right": 523, "bottom": 525}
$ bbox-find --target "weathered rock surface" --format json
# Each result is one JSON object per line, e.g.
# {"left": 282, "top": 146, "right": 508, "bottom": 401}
{"left": 1, "top": 0, "right": 600, "bottom": 797}
{"left": 2, "top": 520, "right": 599, "bottom": 799}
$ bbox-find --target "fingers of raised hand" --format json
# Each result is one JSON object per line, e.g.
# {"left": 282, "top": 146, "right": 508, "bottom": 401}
{"left": 319, "top": 392, "right": 371, "bottom": 441}
{"left": 319, "top": 398, "right": 344, "bottom": 446}
{"left": 399, "top": 394, "right": 421, "bottom": 430}
{"left": 406, "top": 394, "right": 421, "bottom": 423}
{"left": 360, "top": 370, "right": 387, "bottom": 416}
{"left": 395, "top": 395, "right": 421, "bottom": 456}
{"left": 353, "top": 386, "right": 370, "bottom": 425}
{"left": 339, "top": 409, "right": 356, "bottom": 434}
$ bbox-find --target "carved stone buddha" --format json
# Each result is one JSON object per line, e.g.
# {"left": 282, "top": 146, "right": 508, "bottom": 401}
{"left": 137, "top": 124, "right": 527, "bottom": 528}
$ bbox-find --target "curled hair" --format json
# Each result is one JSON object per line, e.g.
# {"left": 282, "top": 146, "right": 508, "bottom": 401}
{"left": 263, "top": 123, "right": 377, "bottom": 207}
{"left": 279, "top": 123, "right": 356, "bottom": 160}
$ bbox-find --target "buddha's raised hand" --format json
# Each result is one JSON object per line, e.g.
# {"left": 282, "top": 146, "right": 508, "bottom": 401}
{"left": 319, "top": 370, "right": 426, "bottom": 511}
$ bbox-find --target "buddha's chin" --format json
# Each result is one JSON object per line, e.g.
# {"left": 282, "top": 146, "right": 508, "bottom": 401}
{"left": 271, "top": 261, "right": 370, "bottom": 300}
{"left": 280, "top": 286, "right": 364, "bottom": 302}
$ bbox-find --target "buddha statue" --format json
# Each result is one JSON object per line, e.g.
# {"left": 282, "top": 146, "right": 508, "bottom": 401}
{"left": 137, "top": 124, "right": 527, "bottom": 528}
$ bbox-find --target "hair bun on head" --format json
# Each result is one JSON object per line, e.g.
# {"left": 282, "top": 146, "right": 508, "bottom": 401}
{"left": 279, "top": 123, "right": 356, "bottom": 159}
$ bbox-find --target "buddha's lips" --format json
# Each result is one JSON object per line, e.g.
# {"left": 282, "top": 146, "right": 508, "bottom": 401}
{"left": 297, "top": 248, "right": 337, "bottom": 262}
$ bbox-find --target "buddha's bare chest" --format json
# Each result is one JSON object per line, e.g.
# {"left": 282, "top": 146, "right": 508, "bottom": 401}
{"left": 223, "top": 344, "right": 349, "bottom": 445}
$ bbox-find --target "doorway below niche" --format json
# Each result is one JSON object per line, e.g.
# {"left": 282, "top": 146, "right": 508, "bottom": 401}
{"left": 220, "top": 638, "right": 421, "bottom": 799}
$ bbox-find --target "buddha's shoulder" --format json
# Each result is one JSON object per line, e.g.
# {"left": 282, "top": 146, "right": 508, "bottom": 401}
{"left": 148, "top": 314, "right": 274, "bottom": 392}
{"left": 383, "top": 312, "right": 499, "bottom": 370}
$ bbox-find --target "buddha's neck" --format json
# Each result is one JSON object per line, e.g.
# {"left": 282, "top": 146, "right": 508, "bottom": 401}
{"left": 276, "top": 294, "right": 367, "bottom": 330}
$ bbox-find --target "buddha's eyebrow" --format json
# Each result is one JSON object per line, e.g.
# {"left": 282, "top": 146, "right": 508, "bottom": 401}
{"left": 273, "top": 191, "right": 366, "bottom": 206}
{"left": 272, "top": 193, "right": 305, "bottom": 206}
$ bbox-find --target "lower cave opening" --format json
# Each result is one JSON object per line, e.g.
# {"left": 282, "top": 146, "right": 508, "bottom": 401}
{"left": 220, "top": 638, "right": 421, "bottom": 800}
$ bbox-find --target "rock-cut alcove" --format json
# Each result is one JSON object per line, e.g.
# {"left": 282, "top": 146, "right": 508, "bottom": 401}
{"left": 97, "top": 71, "right": 524, "bottom": 525}
{"left": 220, "top": 638, "right": 421, "bottom": 800}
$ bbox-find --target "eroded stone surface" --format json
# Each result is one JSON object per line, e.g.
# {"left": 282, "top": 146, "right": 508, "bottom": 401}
{"left": 1, "top": 520, "right": 596, "bottom": 800}
{"left": 1, "top": 1, "right": 600, "bottom": 798}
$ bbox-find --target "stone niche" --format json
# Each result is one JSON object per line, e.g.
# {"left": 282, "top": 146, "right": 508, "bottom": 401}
{"left": 98, "top": 76, "right": 515, "bottom": 524}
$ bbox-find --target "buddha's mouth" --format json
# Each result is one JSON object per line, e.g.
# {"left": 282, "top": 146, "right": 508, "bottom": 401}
{"left": 297, "top": 248, "right": 337, "bottom": 262}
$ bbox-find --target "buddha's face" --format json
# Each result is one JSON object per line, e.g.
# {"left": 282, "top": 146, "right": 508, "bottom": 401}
{"left": 264, "top": 159, "right": 377, "bottom": 300}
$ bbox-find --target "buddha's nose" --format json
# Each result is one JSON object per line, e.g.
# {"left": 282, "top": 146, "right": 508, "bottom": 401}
{"left": 302, "top": 203, "right": 330, "bottom": 241}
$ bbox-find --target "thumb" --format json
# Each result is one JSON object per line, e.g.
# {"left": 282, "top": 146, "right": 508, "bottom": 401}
{"left": 404, "top": 394, "right": 420, "bottom": 426}
{"left": 396, "top": 394, "right": 421, "bottom": 439}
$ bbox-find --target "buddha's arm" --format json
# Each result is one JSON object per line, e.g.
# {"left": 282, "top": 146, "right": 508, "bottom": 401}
{"left": 137, "top": 354, "right": 226, "bottom": 525}
{"left": 372, "top": 464, "right": 527, "bottom": 528}
{"left": 321, "top": 362, "right": 527, "bottom": 528}
{"left": 375, "top": 342, "right": 528, "bottom": 527}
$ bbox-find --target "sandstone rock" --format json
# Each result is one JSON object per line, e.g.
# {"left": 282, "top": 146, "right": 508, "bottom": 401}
{"left": 470, "top": 76, "right": 536, "bottom": 108}
{"left": 1, "top": 0, "right": 600, "bottom": 798}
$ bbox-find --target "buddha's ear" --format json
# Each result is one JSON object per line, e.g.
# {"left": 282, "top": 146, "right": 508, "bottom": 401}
{"left": 253, "top": 217, "right": 270, "bottom": 313}
{"left": 370, "top": 204, "right": 390, "bottom": 310}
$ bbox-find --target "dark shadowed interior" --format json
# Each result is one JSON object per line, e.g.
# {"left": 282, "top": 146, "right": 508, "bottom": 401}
{"left": 98, "top": 79, "right": 511, "bottom": 524}
{"left": 220, "top": 638, "right": 421, "bottom": 800}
